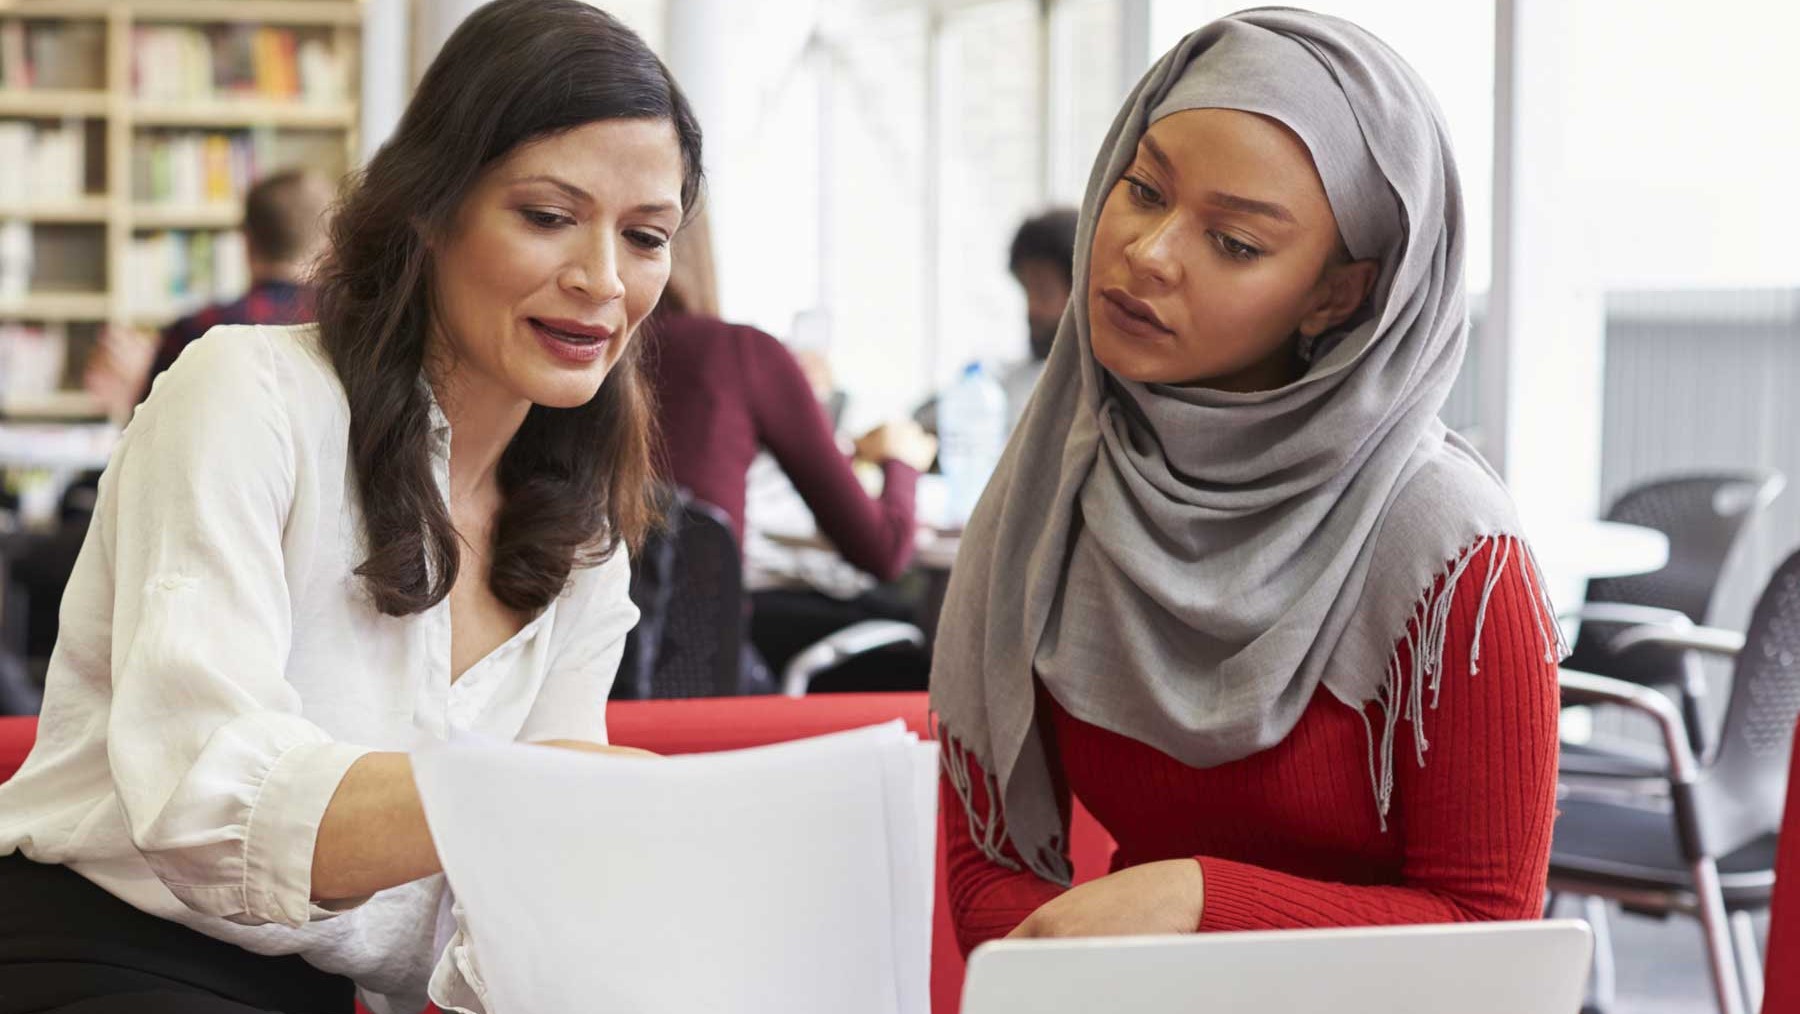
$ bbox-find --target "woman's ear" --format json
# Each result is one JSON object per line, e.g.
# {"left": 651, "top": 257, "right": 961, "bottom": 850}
{"left": 1299, "top": 258, "right": 1379, "bottom": 338}
{"left": 412, "top": 214, "right": 437, "bottom": 253}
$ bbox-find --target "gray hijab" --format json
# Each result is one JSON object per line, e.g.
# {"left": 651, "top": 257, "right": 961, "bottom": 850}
{"left": 930, "top": 8, "right": 1564, "bottom": 885}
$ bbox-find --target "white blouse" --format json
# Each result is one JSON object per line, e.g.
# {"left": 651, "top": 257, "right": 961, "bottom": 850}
{"left": 0, "top": 324, "right": 638, "bottom": 1014}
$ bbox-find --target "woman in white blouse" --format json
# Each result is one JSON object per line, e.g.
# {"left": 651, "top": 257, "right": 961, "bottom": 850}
{"left": 0, "top": 3, "right": 700, "bottom": 1012}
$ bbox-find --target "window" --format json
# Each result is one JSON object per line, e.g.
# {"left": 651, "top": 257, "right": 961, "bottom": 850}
{"left": 701, "top": 0, "right": 1133, "bottom": 424}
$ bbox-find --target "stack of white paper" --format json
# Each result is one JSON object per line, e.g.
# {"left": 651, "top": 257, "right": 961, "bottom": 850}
{"left": 413, "top": 721, "right": 938, "bottom": 1014}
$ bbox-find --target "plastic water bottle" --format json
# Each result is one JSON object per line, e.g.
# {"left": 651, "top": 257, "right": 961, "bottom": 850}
{"left": 938, "top": 361, "right": 1008, "bottom": 526}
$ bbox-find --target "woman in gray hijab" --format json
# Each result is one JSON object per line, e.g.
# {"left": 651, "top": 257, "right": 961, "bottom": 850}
{"left": 932, "top": 8, "right": 1565, "bottom": 948}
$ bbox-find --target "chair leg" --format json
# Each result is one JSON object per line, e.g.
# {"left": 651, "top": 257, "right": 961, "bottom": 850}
{"left": 1584, "top": 895, "right": 1618, "bottom": 1014}
{"left": 1691, "top": 857, "right": 1749, "bottom": 1014}
{"left": 1730, "top": 910, "right": 1763, "bottom": 1013}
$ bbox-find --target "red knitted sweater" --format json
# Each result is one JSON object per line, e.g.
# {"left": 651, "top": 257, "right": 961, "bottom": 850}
{"left": 943, "top": 537, "right": 1561, "bottom": 953}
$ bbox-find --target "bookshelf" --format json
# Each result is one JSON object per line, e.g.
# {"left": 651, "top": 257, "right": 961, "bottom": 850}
{"left": 0, "top": 88, "right": 111, "bottom": 117}
{"left": 0, "top": 197, "right": 112, "bottom": 223}
{"left": 0, "top": 0, "right": 361, "bottom": 414}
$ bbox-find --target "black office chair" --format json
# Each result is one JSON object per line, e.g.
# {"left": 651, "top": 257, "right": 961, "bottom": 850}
{"left": 1561, "top": 470, "right": 1785, "bottom": 768}
{"left": 1551, "top": 546, "right": 1800, "bottom": 1014}
{"left": 614, "top": 494, "right": 747, "bottom": 700}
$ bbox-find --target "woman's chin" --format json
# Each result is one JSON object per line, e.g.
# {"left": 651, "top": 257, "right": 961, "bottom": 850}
{"left": 1092, "top": 328, "right": 1182, "bottom": 384}
{"left": 524, "top": 370, "right": 609, "bottom": 410}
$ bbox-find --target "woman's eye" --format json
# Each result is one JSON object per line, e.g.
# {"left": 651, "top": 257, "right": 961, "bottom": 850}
{"left": 1213, "top": 232, "right": 1263, "bottom": 262}
{"left": 520, "top": 208, "right": 574, "bottom": 229}
{"left": 626, "top": 229, "right": 670, "bottom": 251}
{"left": 1124, "top": 176, "right": 1163, "bottom": 207}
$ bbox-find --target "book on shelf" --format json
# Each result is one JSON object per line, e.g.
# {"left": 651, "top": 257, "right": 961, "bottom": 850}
{"left": 0, "top": 119, "right": 90, "bottom": 204}
{"left": 0, "top": 322, "right": 69, "bottom": 401}
{"left": 133, "top": 25, "right": 346, "bottom": 106}
{"left": 0, "top": 20, "right": 107, "bottom": 92}
{"left": 134, "top": 131, "right": 259, "bottom": 207}
{"left": 0, "top": 220, "right": 30, "bottom": 302}
{"left": 128, "top": 229, "right": 249, "bottom": 321}
{"left": 0, "top": 20, "right": 22, "bottom": 91}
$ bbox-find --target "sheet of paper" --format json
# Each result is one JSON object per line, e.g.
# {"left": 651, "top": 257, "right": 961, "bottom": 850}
{"left": 414, "top": 721, "right": 938, "bottom": 1014}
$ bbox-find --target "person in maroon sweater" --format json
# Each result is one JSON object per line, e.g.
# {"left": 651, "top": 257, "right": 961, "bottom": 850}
{"left": 930, "top": 10, "right": 1564, "bottom": 954}
{"left": 646, "top": 214, "right": 938, "bottom": 687}
{"left": 647, "top": 310, "right": 932, "bottom": 579}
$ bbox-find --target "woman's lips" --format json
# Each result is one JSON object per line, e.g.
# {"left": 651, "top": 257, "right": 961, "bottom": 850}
{"left": 529, "top": 317, "right": 613, "bottom": 364}
{"left": 1098, "top": 287, "right": 1175, "bottom": 341}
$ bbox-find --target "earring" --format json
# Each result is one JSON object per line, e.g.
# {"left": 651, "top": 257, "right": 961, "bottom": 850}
{"left": 1295, "top": 331, "right": 1320, "bottom": 364}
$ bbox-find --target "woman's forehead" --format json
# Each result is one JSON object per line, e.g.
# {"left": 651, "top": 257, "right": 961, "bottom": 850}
{"left": 1138, "top": 109, "right": 1332, "bottom": 226}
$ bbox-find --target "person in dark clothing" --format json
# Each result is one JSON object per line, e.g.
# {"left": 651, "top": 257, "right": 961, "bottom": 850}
{"left": 1009, "top": 206, "right": 1080, "bottom": 365}
{"left": 83, "top": 169, "right": 333, "bottom": 414}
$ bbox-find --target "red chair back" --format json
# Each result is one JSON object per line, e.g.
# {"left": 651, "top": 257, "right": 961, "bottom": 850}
{"left": 0, "top": 716, "right": 33, "bottom": 785}
{"left": 1763, "top": 717, "right": 1800, "bottom": 1014}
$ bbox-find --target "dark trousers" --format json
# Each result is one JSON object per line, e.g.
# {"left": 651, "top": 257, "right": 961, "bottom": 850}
{"left": 0, "top": 853, "right": 354, "bottom": 1014}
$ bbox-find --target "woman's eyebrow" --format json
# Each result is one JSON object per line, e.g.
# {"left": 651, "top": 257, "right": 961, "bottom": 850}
{"left": 509, "top": 174, "right": 678, "bottom": 219}
{"left": 1140, "top": 135, "right": 1299, "bottom": 226}
{"left": 1141, "top": 136, "right": 1177, "bottom": 176}
{"left": 509, "top": 174, "right": 593, "bottom": 205}
{"left": 1205, "top": 190, "right": 1298, "bottom": 225}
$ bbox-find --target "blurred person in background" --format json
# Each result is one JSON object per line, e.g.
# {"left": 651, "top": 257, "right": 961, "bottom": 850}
{"left": 644, "top": 211, "right": 937, "bottom": 690}
{"left": 917, "top": 206, "right": 1078, "bottom": 435}
{"left": 1002, "top": 206, "right": 1080, "bottom": 416}
{"left": 83, "top": 168, "right": 335, "bottom": 415}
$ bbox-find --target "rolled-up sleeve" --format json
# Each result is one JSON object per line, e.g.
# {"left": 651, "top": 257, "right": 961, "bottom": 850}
{"left": 515, "top": 546, "right": 638, "bottom": 745}
{"left": 101, "top": 330, "right": 371, "bottom": 928}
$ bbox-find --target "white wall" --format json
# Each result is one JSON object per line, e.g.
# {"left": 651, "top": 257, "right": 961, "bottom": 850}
{"left": 359, "top": 0, "right": 408, "bottom": 161}
{"left": 1559, "top": 0, "right": 1800, "bottom": 289}
{"left": 410, "top": 0, "right": 667, "bottom": 87}
{"left": 665, "top": 0, "right": 824, "bottom": 342}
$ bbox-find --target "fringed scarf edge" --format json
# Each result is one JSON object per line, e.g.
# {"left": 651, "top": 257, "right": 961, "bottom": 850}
{"left": 934, "top": 532, "right": 1566, "bottom": 882}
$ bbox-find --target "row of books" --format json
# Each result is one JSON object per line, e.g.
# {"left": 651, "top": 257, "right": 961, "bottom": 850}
{"left": 0, "top": 322, "right": 68, "bottom": 401}
{"left": 0, "top": 20, "right": 106, "bottom": 91}
{"left": 126, "top": 229, "right": 250, "bottom": 319}
{"left": 133, "top": 26, "right": 346, "bottom": 105}
{"left": 0, "top": 120, "right": 91, "bottom": 205}
{"left": 134, "top": 131, "right": 261, "bottom": 207}
{"left": 1, "top": 222, "right": 250, "bottom": 320}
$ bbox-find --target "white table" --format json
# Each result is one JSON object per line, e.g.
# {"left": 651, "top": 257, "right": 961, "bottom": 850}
{"left": 1522, "top": 515, "right": 1670, "bottom": 617}
{"left": 1521, "top": 515, "right": 1669, "bottom": 747}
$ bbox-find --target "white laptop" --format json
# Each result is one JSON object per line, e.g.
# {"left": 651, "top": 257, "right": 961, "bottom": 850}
{"left": 960, "top": 919, "right": 1592, "bottom": 1014}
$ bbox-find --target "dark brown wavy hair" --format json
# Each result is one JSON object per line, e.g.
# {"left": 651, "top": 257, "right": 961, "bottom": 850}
{"left": 314, "top": 0, "right": 703, "bottom": 617}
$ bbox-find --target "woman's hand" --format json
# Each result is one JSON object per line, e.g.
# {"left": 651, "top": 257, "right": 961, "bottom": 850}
{"left": 1006, "top": 859, "right": 1205, "bottom": 940}
{"left": 531, "top": 739, "right": 659, "bottom": 758}
{"left": 313, "top": 741, "right": 657, "bottom": 902}
{"left": 854, "top": 420, "right": 938, "bottom": 472}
